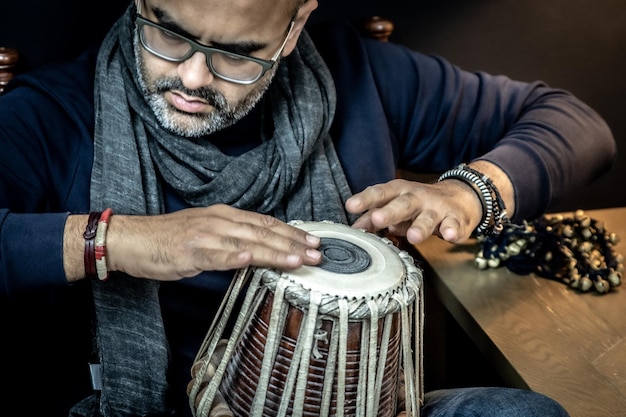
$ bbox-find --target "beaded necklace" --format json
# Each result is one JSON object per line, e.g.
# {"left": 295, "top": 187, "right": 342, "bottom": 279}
{"left": 475, "top": 210, "right": 623, "bottom": 294}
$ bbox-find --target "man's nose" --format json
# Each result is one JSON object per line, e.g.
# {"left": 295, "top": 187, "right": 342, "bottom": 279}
{"left": 177, "top": 51, "right": 215, "bottom": 90}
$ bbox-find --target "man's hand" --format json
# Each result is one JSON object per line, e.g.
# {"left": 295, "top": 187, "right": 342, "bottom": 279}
{"left": 346, "top": 178, "right": 481, "bottom": 245}
{"left": 64, "top": 204, "right": 322, "bottom": 282}
{"left": 345, "top": 162, "right": 515, "bottom": 245}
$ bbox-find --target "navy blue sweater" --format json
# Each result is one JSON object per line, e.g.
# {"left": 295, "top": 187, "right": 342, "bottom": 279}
{"left": 0, "top": 21, "right": 615, "bottom": 416}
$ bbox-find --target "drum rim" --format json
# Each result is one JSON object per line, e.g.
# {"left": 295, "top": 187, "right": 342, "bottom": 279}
{"left": 287, "top": 220, "right": 407, "bottom": 298}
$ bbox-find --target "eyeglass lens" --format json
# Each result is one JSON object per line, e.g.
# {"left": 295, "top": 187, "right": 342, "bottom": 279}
{"left": 140, "top": 23, "right": 265, "bottom": 82}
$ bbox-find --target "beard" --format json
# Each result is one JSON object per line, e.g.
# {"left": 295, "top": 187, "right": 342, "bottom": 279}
{"left": 133, "top": 36, "right": 278, "bottom": 138}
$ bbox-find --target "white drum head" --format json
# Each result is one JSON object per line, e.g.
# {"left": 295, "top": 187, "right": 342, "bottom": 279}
{"left": 287, "top": 221, "right": 406, "bottom": 298}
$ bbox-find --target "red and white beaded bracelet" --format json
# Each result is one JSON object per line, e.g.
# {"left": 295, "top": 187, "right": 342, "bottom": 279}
{"left": 94, "top": 208, "right": 114, "bottom": 281}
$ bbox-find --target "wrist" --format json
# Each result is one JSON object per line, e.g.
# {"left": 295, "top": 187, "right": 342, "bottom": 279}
{"left": 81, "top": 209, "right": 114, "bottom": 281}
{"left": 438, "top": 163, "right": 512, "bottom": 237}
{"left": 63, "top": 215, "right": 89, "bottom": 282}
{"left": 104, "top": 214, "right": 146, "bottom": 278}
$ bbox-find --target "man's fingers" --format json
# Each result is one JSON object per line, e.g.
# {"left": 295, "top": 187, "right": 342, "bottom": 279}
{"left": 215, "top": 205, "right": 320, "bottom": 247}
{"left": 346, "top": 180, "right": 407, "bottom": 214}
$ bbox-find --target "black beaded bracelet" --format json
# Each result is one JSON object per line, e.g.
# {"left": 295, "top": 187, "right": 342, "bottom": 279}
{"left": 438, "top": 165, "right": 493, "bottom": 236}
{"left": 438, "top": 163, "right": 511, "bottom": 237}
{"left": 460, "top": 164, "right": 511, "bottom": 234}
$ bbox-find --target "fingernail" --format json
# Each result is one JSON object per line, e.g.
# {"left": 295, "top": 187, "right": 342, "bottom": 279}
{"left": 306, "top": 249, "right": 321, "bottom": 260}
{"left": 306, "top": 234, "right": 320, "bottom": 245}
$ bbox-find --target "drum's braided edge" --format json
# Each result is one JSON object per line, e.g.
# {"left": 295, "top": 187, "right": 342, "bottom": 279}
{"left": 257, "top": 246, "right": 423, "bottom": 321}
{"left": 284, "top": 221, "right": 423, "bottom": 318}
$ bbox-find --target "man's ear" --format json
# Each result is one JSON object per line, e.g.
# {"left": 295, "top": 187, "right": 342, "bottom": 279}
{"left": 281, "top": 0, "right": 318, "bottom": 56}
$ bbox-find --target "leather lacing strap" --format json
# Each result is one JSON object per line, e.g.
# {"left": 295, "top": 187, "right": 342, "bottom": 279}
{"left": 83, "top": 211, "right": 102, "bottom": 280}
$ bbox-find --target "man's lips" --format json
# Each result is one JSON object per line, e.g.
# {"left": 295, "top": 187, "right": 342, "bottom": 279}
{"left": 168, "top": 91, "right": 211, "bottom": 113}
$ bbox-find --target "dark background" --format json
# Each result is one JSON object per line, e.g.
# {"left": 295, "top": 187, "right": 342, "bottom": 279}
{"left": 2, "top": 0, "right": 624, "bottom": 391}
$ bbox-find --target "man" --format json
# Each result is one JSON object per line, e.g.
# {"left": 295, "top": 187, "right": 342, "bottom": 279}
{"left": 0, "top": 0, "right": 615, "bottom": 415}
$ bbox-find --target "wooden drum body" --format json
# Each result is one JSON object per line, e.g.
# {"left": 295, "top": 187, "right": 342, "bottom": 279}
{"left": 189, "top": 221, "right": 423, "bottom": 417}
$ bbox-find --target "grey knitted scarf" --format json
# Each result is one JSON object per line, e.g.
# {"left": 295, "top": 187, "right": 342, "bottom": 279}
{"left": 70, "top": 4, "right": 355, "bottom": 417}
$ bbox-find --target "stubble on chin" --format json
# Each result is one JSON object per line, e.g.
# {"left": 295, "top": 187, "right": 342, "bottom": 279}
{"left": 132, "top": 35, "right": 278, "bottom": 138}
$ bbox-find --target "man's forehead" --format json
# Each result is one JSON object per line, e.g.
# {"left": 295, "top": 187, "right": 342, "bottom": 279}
{"left": 148, "top": 0, "right": 294, "bottom": 24}
{"left": 145, "top": 0, "right": 295, "bottom": 44}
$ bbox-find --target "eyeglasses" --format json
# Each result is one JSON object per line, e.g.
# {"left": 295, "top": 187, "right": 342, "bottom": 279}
{"left": 135, "top": 15, "right": 294, "bottom": 85}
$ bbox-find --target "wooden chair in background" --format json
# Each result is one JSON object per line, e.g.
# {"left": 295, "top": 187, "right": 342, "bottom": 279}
{"left": 359, "top": 16, "right": 394, "bottom": 42}
{"left": 0, "top": 47, "right": 19, "bottom": 95}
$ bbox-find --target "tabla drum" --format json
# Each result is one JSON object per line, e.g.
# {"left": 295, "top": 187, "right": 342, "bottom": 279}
{"left": 189, "top": 220, "right": 423, "bottom": 417}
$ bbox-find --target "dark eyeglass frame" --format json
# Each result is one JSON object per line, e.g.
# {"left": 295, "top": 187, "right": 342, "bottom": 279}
{"left": 135, "top": 14, "right": 294, "bottom": 85}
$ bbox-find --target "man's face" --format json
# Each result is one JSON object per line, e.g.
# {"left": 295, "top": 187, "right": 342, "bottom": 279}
{"left": 134, "top": 0, "right": 295, "bottom": 137}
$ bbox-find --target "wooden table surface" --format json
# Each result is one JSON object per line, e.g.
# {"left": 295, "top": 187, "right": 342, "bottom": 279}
{"left": 411, "top": 207, "right": 626, "bottom": 417}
